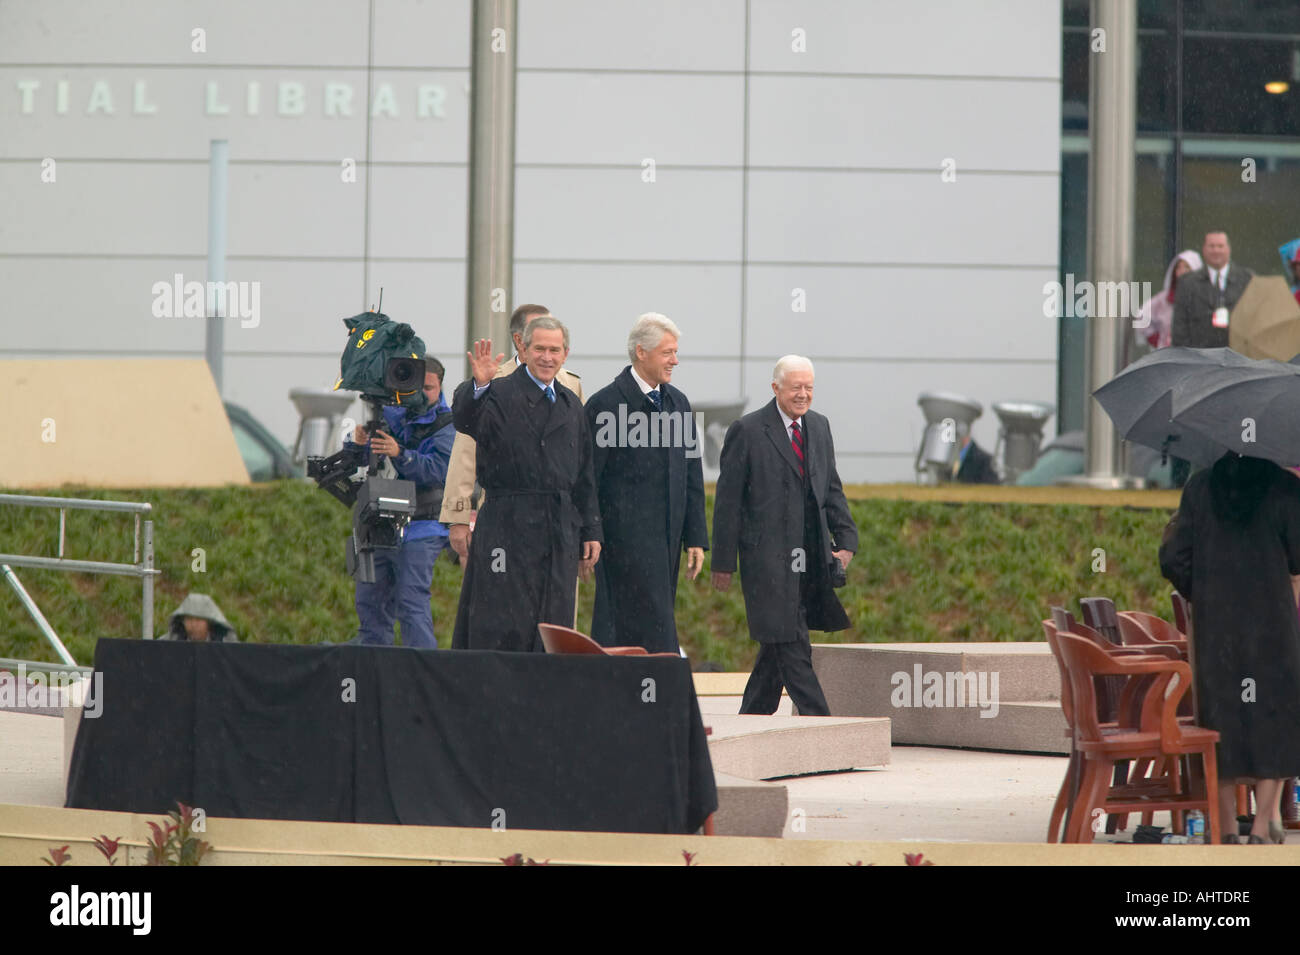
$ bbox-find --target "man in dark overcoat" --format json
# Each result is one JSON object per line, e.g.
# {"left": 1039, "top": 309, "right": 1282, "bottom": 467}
{"left": 450, "top": 317, "right": 602, "bottom": 652}
{"left": 711, "top": 355, "right": 858, "bottom": 715}
{"left": 1171, "top": 230, "right": 1254, "bottom": 349}
{"left": 586, "top": 313, "right": 708, "bottom": 653}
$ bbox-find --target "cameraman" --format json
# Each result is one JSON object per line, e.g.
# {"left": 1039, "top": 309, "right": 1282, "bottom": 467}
{"left": 347, "top": 356, "right": 455, "bottom": 648}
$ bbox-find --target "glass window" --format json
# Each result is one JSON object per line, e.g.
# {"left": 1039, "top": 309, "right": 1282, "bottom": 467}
{"left": 1061, "top": 30, "right": 1177, "bottom": 132}
{"left": 1182, "top": 38, "right": 1300, "bottom": 135}
{"left": 1182, "top": 1, "right": 1300, "bottom": 34}
{"left": 232, "top": 421, "right": 275, "bottom": 481}
{"left": 1180, "top": 148, "right": 1300, "bottom": 279}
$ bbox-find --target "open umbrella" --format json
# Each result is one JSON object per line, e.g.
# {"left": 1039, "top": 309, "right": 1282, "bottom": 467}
{"left": 1227, "top": 276, "right": 1300, "bottom": 361}
{"left": 1093, "top": 347, "right": 1300, "bottom": 468}
{"left": 1169, "top": 358, "right": 1300, "bottom": 467}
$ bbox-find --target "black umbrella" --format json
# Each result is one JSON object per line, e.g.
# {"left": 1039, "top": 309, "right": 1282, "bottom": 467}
{"left": 1171, "top": 359, "right": 1300, "bottom": 467}
{"left": 1093, "top": 348, "right": 1254, "bottom": 467}
{"left": 1093, "top": 347, "right": 1300, "bottom": 468}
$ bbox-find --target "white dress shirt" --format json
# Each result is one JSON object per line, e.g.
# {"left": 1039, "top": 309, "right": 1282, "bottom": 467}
{"left": 629, "top": 365, "right": 657, "bottom": 397}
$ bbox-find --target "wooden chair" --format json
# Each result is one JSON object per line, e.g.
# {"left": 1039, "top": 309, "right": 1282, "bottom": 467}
{"left": 1078, "top": 598, "right": 1173, "bottom": 833}
{"left": 1042, "top": 616, "right": 1177, "bottom": 842}
{"left": 537, "top": 623, "right": 712, "bottom": 834}
{"left": 1055, "top": 631, "right": 1220, "bottom": 844}
{"left": 1116, "top": 610, "right": 1188, "bottom": 647}
{"left": 537, "top": 623, "right": 666, "bottom": 656}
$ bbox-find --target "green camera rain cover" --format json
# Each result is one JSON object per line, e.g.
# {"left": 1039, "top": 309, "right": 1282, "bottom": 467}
{"left": 335, "top": 312, "right": 428, "bottom": 412}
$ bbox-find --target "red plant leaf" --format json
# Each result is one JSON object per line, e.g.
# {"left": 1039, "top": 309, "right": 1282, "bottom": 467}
{"left": 45, "top": 845, "right": 71, "bottom": 866}
{"left": 904, "top": 853, "right": 934, "bottom": 866}
{"left": 91, "top": 835, "right": 121, "bottom": 864}
{"left": 682, "top": 849, "right": 696, "bottom": 866}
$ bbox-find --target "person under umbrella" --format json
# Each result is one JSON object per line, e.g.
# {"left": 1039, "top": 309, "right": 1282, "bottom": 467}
{"left": 1098, "top": 350, "right": 1300, "bottom": 841}
{"left": 1159, "top": 453, "right": 1300, "bottom": 844}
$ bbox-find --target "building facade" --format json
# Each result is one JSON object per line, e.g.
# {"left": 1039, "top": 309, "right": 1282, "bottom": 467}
{"left": 2, "top": 0, "right": 1062, "bottom": 482}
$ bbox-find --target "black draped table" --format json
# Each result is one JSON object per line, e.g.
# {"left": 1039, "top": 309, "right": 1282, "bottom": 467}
{"left": 66, "top": 639, "right": 717, "bottom": 834}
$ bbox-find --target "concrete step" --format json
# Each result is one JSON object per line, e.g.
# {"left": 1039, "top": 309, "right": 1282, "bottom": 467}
{"left": 707, "top": 714, "right": 891, "bottom": 781}
{"left": 713, "top": 772, "right": 788, "bottom": 837}
{"left": 811, "top": 643, "right": 1067, "bottom": 754}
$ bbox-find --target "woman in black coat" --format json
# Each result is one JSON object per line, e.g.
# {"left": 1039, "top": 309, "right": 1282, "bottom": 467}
{"left": 1159, "top": 453, "right": 1300, "bottom": 844}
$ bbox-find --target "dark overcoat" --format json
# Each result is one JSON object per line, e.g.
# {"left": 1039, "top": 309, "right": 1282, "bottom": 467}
{"left": 1159, "top": 462, "right": 1300, "bottom": 778}
{"left": 1171, "top": 264, "right": 1254, "bottom": 348}
{"left": 450, "top": 364, "right": 602, "bottom": 652}
{"left": 711, "top": 398, "right": 858, "bottom": 644}
{"left": 585, "top": 367, "right": 708, "bottom": 652}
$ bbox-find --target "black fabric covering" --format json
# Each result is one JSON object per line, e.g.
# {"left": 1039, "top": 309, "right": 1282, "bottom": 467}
{"left": 66, "top": 640, "right": 717, "bottom": 834}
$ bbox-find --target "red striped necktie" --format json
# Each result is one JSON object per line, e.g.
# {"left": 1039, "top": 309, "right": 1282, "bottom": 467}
{"left": 790, "top": 420, "right": 804, "bottom": 478}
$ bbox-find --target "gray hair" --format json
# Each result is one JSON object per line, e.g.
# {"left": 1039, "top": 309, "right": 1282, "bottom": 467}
{"left": 626, "top": 312, "right": 681, "bottom": 362}
{"left": 772, "top": 355, "right": 814, "bottom": 385}
{"left": 522, "top": 314, "right": 570, "bottom": 351}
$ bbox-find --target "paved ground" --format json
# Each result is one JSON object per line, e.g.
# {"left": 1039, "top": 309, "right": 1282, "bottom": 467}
{"left": 780, "top": 745, "right": 1068, "bottom": 842}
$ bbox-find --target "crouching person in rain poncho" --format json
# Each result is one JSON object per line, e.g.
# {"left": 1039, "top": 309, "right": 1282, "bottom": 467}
{"left": 155, "top": 593, "right": 239, "bottom": 643}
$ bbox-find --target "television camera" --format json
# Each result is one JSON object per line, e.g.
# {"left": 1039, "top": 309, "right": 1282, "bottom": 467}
{"left": 306, "top": 311, "right": 429, "bottom": 584}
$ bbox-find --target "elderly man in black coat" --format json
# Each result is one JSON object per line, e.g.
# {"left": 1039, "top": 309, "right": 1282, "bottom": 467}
{"left": 586, "top": 313, "right": 708, "bottom": 653}
{"left": 712, "top": 355, "right": 858, "bottom": 716}
{"left": 450, "top": 317, "right": 602, "bottom": 652}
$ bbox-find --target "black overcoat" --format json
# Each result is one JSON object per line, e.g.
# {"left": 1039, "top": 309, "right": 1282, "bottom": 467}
{"left": 1171, "top": 265, "right": 1254, "bottom": 348}
{"left": 586, "top": 367, "right": 709, "bottom": 652}
{"left": 711, "top": 398, "right": 858, "bottom": 644}
{"left": 450, "top": 364, "right": 602, "bottom": 652}
{"left": 1159, "top": 463, "right": 1300, "bottom": 778}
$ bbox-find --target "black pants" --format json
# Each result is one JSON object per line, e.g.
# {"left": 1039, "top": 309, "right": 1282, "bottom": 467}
{"left": 739, "top": 607, "right": 830, "bottom": 716}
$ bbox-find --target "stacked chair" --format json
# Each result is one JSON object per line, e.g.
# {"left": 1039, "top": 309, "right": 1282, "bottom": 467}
{"left": 1043, "top": 598, "right": 1220, "bottom": 844}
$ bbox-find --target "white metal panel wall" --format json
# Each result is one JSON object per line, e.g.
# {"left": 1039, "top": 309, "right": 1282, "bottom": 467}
{"left": 515, "top": 0, "right": 1061, "bottom": 477}
{"left": 1, "top": 0, "right": 1060, "bottom": 479}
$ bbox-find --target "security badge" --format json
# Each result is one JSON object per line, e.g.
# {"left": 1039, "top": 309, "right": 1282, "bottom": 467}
{"left": 1212, "top": 307, "right": 1229, "bottom": 329}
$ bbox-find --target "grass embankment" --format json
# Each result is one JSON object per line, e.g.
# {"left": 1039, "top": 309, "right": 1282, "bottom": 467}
{"left": 0, "top": 483, "right": 1179, "bottom": 670}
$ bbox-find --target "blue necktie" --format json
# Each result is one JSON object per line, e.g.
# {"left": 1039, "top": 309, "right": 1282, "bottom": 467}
{"left": 648, "top": 389, "right": 661, "bottom": 410}
{"left": 544, "top": 384, "right": 555, "bottom": 403}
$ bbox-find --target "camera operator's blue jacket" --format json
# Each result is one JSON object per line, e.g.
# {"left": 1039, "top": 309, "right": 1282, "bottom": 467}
{"left": 346, "top": 394, "right": 455, "bottom": 542}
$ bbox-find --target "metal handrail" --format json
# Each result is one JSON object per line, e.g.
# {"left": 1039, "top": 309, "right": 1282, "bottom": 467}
{"left": 0, "top": 493, "right": 159, "bottom": 665}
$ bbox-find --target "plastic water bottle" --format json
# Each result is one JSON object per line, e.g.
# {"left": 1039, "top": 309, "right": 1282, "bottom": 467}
{"left": 1186, "top": 810, "right": 1205, "bottom": 843}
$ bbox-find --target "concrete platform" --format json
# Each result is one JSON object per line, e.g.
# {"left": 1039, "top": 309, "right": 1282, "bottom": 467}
{"left": 9, "top": 703, "right": 803, "bottom": 839}
{"left": 2, "top": 706, "right": 1245, "bottom": 848}
{"left": 0, "top": 710, "right": 65, "bottom": 808}
{"left": 711, "top": 772, "right": 788, "bottom": 838}
{"left": 7, "top": 801, "right": 1295, "bottom": 865}
{"left": 812, "top": 642, "right": 1068, "bottom": 754}
{"left": 706, "top": 714, "right": 890, "bottom": 780}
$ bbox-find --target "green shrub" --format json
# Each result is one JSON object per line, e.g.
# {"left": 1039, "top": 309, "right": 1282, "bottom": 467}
{"left": 0, "top": 484, "right": 1176, "bottom": 670}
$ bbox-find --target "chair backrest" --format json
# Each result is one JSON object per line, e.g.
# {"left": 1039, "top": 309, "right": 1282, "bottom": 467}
{"left": 1079, "top": 597, "right": 1122, "bottom": 646}
{"left": 1171, "top": 591, "right": 1192, "bottom": 635}
{"left": 1051, "top": 605, "right": 1122, "bottom": 723}
{"left": 1042, "top": 619, "right": 1074, "bottom": 728}
{"left": 1115, "top": 614, "right": 1157, "bottom": 646}
{"left": 537, "top": 623, "right": 651, "bottom": 656}
{"left": 1053, "top": 632, "right": 1118, "bottom": 745}
{"left": 538, "top": 623, "right": 610, "bottom": 655}
{"left": 1118, "top": 611, "right": 1185, "bottom": 642}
